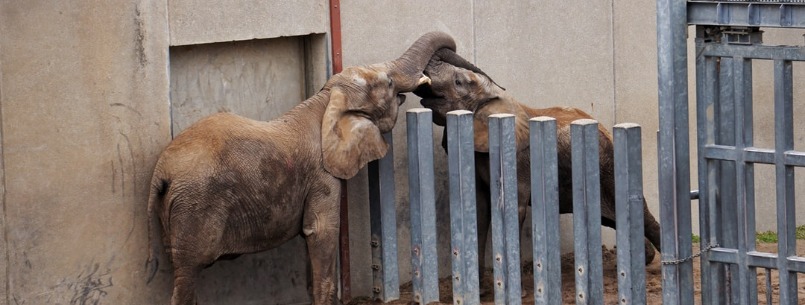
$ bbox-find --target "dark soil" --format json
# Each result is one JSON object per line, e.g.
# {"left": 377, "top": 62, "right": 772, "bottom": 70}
{"left": 348, "top": 243, "right": 805, "bottom": 305}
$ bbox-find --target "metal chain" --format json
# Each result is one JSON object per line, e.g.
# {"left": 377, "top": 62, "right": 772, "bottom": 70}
{"left": 661, "top": 243, "right": 720, "bottom": 265}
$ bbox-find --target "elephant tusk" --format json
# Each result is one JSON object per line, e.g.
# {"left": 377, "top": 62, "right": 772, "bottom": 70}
{"left": 417, "top": 75, "right": 431, "bottom": 86}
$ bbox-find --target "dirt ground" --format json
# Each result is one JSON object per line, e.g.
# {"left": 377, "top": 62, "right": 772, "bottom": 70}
{"left": 348, "top": 243, "right": 805, "bottom": 305}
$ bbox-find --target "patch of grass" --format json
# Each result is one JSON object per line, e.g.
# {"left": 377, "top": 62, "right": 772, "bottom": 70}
{"left": 756, "top": 231, "right": 779, "bottom": 243}
{"left": 691, "top": 225, "right": 805, "bottom": 244}
{"left": 796, "top": 225, "right": 805, "bottom": 240}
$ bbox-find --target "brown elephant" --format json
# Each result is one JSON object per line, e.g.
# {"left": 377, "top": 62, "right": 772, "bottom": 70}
{"left": 412, "top": 49, "right": 662, "bottom": 272}
{"left": 145, "top": 32, "right": 457, "bottom": 305}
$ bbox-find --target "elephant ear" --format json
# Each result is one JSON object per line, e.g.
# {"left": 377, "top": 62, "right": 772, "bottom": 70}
{"left": 472, "top": 98, "right": 530, "bottom": 153}
{"left": 322, "top": 88, "right": 389, "bottom": 179}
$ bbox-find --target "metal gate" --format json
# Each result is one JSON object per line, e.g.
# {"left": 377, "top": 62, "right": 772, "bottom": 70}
{"left": 659, "top": 0, "right": 805, "bottom": 304}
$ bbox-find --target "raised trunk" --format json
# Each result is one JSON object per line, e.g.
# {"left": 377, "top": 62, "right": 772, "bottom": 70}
{"left": 392, "top": 31, "right": 457, "bottom": 91}
{"left": 433, "top": 48, "right": 504, "bottom": 90}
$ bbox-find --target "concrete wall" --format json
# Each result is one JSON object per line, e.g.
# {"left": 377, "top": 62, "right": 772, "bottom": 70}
{"left": 2, "top": 0, "right": 805, "bottom": 304}
{"left": 0, "top": 1, "right": 172, "bottom": 304}
{"left": 0, "top": 1, "right": 328, "bottom": 304}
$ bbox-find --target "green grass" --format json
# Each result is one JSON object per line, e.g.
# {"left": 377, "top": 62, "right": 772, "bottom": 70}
{"left": 756, "top": 231, "right": 778, "bottom": 243}
{"left": 797, "top": 225, "right": 805, "bottom": 240}
{"left": 691, "top": 225, "right": 805, "bottom": 244}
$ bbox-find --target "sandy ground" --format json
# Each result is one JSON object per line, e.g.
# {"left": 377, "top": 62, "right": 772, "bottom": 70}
{"left": 348, "top": 243, "right": 805, "bottom": 305}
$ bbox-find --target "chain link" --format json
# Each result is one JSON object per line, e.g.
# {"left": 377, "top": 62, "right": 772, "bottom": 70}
{"left": 661, "top": 243, "right": 720, "bottom": 265}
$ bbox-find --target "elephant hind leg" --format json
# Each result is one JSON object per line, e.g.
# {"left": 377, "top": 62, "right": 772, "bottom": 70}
{"left": 599, "top": 205, "right": 658, "bottom": 265}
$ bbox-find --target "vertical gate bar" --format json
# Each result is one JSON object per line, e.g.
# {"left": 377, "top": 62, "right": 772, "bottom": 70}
{"left": 694, "top": 31, "right": 719, "bottom": 305}
{"left": 730, "top": 56, "right": 752, "bottom": 305}
{"left": 656, "top": 0, "right": 691, "bottom": 302}
{"left": 741, "top": 56, "right": 759, "bottom": 304}
{"left": 773, "top": 59, "right": 797, "bottom": 305}
{"left": 571, "top": 119, "right": 604, "bottom": 305}
{"left": 530, "top": 117, "right": 561, "bottom": 305}
{"left": 489, "top": 114, "right": 522, "bottom": 305}
{"left": 614, "top": 123, "right": 647, "bottom": 305}
{"left": 718, "top": 56, "right": 739, "bottom": 304}
{"left": 369, "top": 133, "right": 400, "bottom": 302}
{"left": 706, "top": 54, "right": 726, "bottom": 305}
{"left": 765, "top": 268, "right": 773, "bottom": 305}
{"left": 406, "top": 108, "right": 439, "bottom": 304}
{"left": 447, "top": 110, "right": 480, "bottom": 305}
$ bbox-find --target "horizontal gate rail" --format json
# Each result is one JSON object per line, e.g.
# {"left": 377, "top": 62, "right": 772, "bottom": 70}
{"left": 699, "top": 44, "right": 805, "bottom": 61}
{"left": 688, "top": 1, "right": 805, "bottom": 28}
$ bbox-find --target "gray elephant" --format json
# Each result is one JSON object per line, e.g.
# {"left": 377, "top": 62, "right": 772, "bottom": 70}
{"left": 412, "top": 49, "right": 662, "bottom": 272}
{"left": 145, "top": 32, "right": 457, "bottom": 305}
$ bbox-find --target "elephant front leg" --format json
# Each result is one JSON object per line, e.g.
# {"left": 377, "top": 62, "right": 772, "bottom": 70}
{"left": 303, "top": 188, "right": 341, "bottom": 305}
{"left": 170, "top": 264, "right": 201, "bottom": 305}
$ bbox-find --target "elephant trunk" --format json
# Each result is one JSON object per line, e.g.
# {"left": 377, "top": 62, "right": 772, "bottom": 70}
{"left": 392, "top": 31, "right": 457, "bottom": 91}
{"left": 432, "top": 48, "right": 505, "bottom": 90}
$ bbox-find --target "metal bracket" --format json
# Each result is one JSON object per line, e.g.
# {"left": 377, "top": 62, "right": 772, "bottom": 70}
{"left": 721, "top": 26, "right": 763, "bottom": 45}
{"left": 696, "top": 26, "right": 764, "bottom": 45}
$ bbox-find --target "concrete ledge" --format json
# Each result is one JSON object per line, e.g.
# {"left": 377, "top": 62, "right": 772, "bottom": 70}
{"left": 169, "top": 0, "right": 328, "bottom": 46}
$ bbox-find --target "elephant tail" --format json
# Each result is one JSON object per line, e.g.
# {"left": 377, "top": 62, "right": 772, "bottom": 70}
{"left": 145, "top": 171, "right": 168, "bottom": 284}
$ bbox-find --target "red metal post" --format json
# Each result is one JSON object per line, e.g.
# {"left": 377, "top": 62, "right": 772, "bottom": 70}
{"left": 329, "top": 0, "right": 350, "bottom": 302}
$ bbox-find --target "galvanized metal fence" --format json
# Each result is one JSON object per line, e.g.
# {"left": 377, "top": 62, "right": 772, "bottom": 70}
{"left": 659, "top": 0, "right": 805, "bottom": 304}
{"left": 368, "top": 109, "right": 651, "bottom": 304}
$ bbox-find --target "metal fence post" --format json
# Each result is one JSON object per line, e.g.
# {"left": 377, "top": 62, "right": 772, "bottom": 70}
{"left": 656, "top": 0, "right": 694, "bottom": 302}
{"left": 570, "top": 119, "right": 604, "bottom": 305}
{"left": 446, "top": 110, "right": 481, "bottom": 305}
{"left": 529, "top": 117, "right": 561, "bottom": 305}
{"left": 407, "top": 108, "right": 439, "bottom": 304}
{"left": 488, "top": 114, "right": 522, "bottom": 305}
{"left": 368, "top": 132, "right": 399, "bottom": 302}
{"left": 614, "top": 123, "right": 647, "bottom": 305}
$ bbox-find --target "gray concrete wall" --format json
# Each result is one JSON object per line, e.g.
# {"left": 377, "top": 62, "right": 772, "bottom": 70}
{"left": 0, "top": 1, "right": 172, "bottom": 304}
{"left": 0, "top": 1, "right": 328, "bottom": 304}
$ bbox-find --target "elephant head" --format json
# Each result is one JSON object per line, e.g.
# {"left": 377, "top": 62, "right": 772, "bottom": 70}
{"left": 413, "top": 49, "right": 530, "bottom": 152}
{"left": 321, "top": 32, "right": 456, "bottom": 179}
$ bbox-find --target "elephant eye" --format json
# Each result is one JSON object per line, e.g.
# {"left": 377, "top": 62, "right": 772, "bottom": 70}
{"left": 455, "top": 79, "right": 461, "bottom": 86}
{"left": 388, "top": 78, "right": 393, "bottom": 87}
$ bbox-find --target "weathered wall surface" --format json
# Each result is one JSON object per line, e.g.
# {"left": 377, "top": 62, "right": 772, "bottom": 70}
{"left": 0, "top": 1, "right": 328, "bottom": 305}
{"left": 0, "top": 1, "right": 172, "bottom": 304}
{"left": 168, "top": 0, "right": 328, "bottom": 46}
